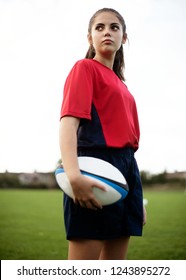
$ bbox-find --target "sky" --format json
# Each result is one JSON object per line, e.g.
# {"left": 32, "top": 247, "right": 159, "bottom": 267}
{"left": 0, "top": 0, "right": 186, "bottom": 174}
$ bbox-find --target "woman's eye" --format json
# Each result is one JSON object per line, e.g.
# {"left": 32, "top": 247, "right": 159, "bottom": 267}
{"left": 96, "top": 25, "right": 104, "bottom": 31}
{"left": 112, "top": 25, "right": 120, "bottom": 30}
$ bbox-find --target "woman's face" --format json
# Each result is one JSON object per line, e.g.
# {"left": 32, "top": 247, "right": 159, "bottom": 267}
{"left": 88, "top": 12, "right": 126, "bottom": 58}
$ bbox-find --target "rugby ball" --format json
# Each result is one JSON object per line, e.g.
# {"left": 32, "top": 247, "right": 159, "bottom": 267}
{"left": 55, "top": 156, "right": 129, "bottom": 206}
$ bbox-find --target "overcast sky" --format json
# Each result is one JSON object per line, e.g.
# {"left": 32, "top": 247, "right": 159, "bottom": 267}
{"left": 0, "top": 0, "right": 186, "bottom": 174}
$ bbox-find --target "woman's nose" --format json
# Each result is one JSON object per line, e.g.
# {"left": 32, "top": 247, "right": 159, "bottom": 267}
{"left": 104, "top": 31, "right": 111, "bottom": 37}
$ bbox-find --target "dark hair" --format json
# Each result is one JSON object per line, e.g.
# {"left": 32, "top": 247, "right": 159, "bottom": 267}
{"left": 85, "top": 8, "right": 127, "bottom": 81}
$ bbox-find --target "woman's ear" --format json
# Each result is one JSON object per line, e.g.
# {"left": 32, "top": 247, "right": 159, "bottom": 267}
{"left": 122, "top": 33, "right": 127, "bottom": 44}
{"left": 87, "top": 33, "right": 92, "bottom": 45}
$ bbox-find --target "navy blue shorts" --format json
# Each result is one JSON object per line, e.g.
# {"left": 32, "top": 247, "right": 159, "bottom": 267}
{"left": 63, "top": 147, "right": 143, "bottom": 240}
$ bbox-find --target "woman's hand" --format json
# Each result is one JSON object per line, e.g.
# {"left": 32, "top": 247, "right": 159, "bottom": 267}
{"left": 70, "top": 173, "right": 106, "bottom": 210}
{"left": 143, "top": 205, "right": 147, "bottom": 225}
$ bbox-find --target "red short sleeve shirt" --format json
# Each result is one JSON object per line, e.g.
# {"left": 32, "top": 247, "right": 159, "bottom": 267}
{"left": 61, "top": 59, "right": 140, "bottom": 151}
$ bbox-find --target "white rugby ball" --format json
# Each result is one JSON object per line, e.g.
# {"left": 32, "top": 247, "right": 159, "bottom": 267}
{"left": 55, "top": 156, "right": 129, "bottom": 206}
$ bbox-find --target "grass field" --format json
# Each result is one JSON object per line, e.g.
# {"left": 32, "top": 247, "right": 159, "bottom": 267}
{"left": 0, "top": 188, "right": 186, "bottom": 260}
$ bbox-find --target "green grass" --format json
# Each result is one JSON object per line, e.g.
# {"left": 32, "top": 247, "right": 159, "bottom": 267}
{"left": 128, "top": 190, "right": 186, "bottom": 260}
{"left": 0, "top": 189, "right": 68, "bottom": 260}
{"left": 0, "top": 188, "right": 186, "bottom": 260}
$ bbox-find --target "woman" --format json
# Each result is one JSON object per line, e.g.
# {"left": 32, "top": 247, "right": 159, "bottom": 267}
{"left": 59, "top": 8, "right": 146, "bottom": 260}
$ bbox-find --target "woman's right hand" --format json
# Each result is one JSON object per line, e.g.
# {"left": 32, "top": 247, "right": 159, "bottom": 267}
{"left": 69, "top": 173, "right": 106, "bottom": 210}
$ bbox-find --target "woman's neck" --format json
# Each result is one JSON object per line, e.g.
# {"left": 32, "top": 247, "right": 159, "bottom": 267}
{"left": 93, "top": 54, "right": 115, "bottom": 69}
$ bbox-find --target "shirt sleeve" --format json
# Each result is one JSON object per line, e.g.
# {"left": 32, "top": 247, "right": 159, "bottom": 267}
{"left": 60, "top": 60, "right": 93, "bottom": 120}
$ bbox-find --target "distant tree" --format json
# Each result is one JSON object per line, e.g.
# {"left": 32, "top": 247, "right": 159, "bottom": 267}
{"left": 0, "top": 173, "right": 20, "bottom": 188}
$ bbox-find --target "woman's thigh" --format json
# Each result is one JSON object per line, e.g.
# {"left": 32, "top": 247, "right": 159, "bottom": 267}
{"left": 68, "top": 239, "right": 103, "bottom": 260}
{"left": 99, "top": 236, "right": 130, "bottom": 260}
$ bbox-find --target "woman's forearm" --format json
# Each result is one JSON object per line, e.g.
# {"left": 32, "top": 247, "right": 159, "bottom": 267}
{"left": 59, "top": 116, "right": 104, "bottom": 210}
{"left": 59, "top": 116, "right": 81, "bottom": 182}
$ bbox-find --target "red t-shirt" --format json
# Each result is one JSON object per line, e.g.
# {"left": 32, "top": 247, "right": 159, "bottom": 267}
{"left": 61, "top": 59, "right": 140, "bottom": 151}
